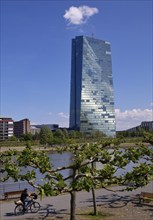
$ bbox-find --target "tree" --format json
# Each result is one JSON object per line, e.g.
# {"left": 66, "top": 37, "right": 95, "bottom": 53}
{"left": 0, "top": 141, "right": 153, "bottom": 220}
{"left": 8, "top": 135, "right": 17, "bottom": 141}
{"left": 22, "top": 133, "right": 33, "bottom": 141}
{"left": 54, "top": 129, "right": 65, "bottom": 139}
{"left": 62, "top": 128, "right": 69, "bottom": 139}
{"left": 143, "top": 131, "right": 153, "bottom": 145}
{"left": 90, "top": 130, "right": 107, "bottom": 139}
{"left": 39, "top": 126, "right": 53, "bottom": 145}
{"left": 69, "top": 130, "right": 77, "bottom": 139}
{"left": 32, "top": 132, "right": 40, "bottom": 141}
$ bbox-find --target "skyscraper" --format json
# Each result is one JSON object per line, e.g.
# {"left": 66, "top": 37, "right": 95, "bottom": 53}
{"left": 69, "top": 36, "right": 116, "bottom": 137}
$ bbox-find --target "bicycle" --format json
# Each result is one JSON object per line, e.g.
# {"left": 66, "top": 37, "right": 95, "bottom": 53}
{"left": 14, "top": 193, "right": 40, "bottom": 215}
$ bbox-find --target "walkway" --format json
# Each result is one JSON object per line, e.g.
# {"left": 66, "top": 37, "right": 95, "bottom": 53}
{"left": 0, "top": 181, "right": 153, "bottom": 220}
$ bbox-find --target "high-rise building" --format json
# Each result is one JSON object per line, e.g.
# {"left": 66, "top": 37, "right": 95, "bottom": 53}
{"left": 0, "top": 117, "right": 14, "bottom": 140}
{"left": 69, "top": 36, "right": 116, "bottom": 137}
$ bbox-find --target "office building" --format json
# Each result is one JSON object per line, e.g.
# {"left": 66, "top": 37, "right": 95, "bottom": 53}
{"left": 141, "top": 121, "right": 153, "bottom": 131}
{"left": 14, "top": 118, "right": 30, "bottom": 137}
{"left": 127, "top": 121, "right": 153, "bottom": 133}
{"left": 35, "top": 124, "right": 59, "bottom": 131}
{"left": 30, "top": 126, "right": 41, "bottom": 135}
{"left": 69, "top": 36, "right": 116, "bottom": 137}
{"left": 0, "top": 117, "right": 14, "bottom": 140}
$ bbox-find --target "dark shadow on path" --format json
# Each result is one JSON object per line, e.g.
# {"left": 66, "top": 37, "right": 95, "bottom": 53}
{"left": 79, "top": 193, "right": 153, "bottom": 214}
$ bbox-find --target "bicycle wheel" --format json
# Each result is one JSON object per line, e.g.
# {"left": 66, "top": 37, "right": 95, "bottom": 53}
{"left": 30, "top": 201, "right": 40, "bottom": 213}
{"left": 14, "top": 204, "right": 24, "bottom": 215}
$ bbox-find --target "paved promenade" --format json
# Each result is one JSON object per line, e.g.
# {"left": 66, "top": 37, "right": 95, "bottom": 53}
{"left": 0, "top": 181, "right": 153, "bottom": 220}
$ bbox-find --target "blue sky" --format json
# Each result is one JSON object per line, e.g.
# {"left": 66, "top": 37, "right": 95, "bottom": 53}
{"left": 1, "top": 0, "right": 152, "bottom": 131}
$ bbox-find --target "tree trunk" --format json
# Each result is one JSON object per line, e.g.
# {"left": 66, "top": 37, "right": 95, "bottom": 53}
{"left": 70, "top": 191, "right": 76, "bottom": 220}
{"left": 92, "top": 187, "right": 97, "bottom": 215}
{"left": 91, "top": 162, "right": 97, "bottom": 215}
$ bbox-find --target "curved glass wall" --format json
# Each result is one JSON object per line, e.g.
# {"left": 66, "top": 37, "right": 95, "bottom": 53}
{"left": 69, "top": 36, "right": 116, "bottom": 137}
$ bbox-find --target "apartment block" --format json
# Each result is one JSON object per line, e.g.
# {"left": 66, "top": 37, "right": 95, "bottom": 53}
{"left": 14, "top": 118, "right": 30, "bottom": 137}
{"left": 0, "top": 117, "right": 14, "bottom": 140}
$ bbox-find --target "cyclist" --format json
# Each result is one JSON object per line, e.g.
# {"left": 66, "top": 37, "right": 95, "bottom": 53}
{"left": 20, "top": 188, "right": 30, "bottom": 211}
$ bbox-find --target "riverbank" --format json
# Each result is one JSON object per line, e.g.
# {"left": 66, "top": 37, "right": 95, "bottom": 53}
{"left": 0, "top": 142, "right": 151, "bottom": 153}
{"left": 0, "top": 145, "right": 56, "bottom": 152}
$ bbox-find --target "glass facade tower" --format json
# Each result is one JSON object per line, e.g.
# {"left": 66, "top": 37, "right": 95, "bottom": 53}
{"left": 69, "top": 36, "right": 116, "bottom": 137}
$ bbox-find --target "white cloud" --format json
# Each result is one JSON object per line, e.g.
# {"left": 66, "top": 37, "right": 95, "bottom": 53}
{"left": 30, "top": 122, "right": 37, "bottom": 125}
{"left": 58, "top": 112, "right": 69, "bottom": 119}
{"left": 63, "top": 6, "right": 99, "bottom": 25}
{"left": 115, "top": 108, "right": 153, "bottom": 131}
{"left": 57, "top": 112, "right": 69, "bottom": 128}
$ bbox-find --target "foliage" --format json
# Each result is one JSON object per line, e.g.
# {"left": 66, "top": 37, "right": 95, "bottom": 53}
{"left": 1, "top": 124, "right": 152, "bottom": 148}
{"left": 8, "top": 136, "right": 17, "bottom": 141}
{"left": 117, "top": 128, "right": 153, "bottom": 139}
{"left": 53, "top": 129, "right": 67, "bottom": 144}
{"left": 90, "top": 130, "right": 107, "bottom": 139}
{"left": 1, "top": 143, "right": 153, "bottom": 191}
{"left": 143, "top": 131, "right": 153, "bottom": 145}
{"left": 22, "top": 133, "right": 33, "bottom": 141}
{"left": 54, "top": 129, "right": 65, "bottom": 139}
{"left": 39, "top": 126, "right": 53, "bottom": 145}
{"left": 62, "top": 128, "right": 69, "bottom": 138}
{"left": 1, "top": 139, "right": 153, "bottom": 220}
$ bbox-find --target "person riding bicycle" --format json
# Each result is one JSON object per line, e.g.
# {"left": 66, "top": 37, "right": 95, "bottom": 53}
{"left": 20, "top": 188, "right": 30, "bottom": 211}
{"left": 15, "top": 190, "right": 39, "bottom": 215}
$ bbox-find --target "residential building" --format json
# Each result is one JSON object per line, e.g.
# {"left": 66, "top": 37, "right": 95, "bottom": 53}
{"left": 14, "top": 118, "right": 30, "bottom": 137}
{"left": 69, "top": 36, "right": 116, "bottom": 137}
{"left": 0, "top": 117, "right": 14, "bottom": 140}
